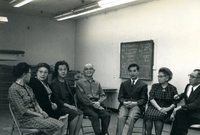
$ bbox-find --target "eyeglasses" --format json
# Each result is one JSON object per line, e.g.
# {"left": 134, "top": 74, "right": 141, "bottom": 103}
{"left": 84, "top": 68, "right": 94, "bottom": 71}
{"left": 157, "top": 75, "right": 166, "bottom": 78}
{"left": 188, "top": 74, "right": 200, "bottom": 78}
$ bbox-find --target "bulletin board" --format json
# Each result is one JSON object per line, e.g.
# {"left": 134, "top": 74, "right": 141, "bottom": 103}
{"left": 120, "top": 40, "right": 154, "bottom": 80}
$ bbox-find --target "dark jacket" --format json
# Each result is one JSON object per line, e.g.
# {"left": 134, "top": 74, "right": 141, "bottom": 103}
{"left": 28, "top": 78, "right": 59, "bottom": 119}
{"left": 118, "top": 79, "right": 148, "bottom": 110}
{"left": 50, "top": 78, "right": 75, "bottom": 108}
{"left": 178, "top": 84, "right": 200, "bottom": 121}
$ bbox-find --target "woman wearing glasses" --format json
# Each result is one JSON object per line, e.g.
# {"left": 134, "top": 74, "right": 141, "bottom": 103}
{"left": 8, "top": 62, "right": 64, "bottom": 135}
{"left": 144, "top": 67, "right": 178, "bottom": 135}
{"left": 51, "top": 61, "right": 83, "bottom": 135}
{"left": 28, "top": 63, "right": 59, "bottom": 119}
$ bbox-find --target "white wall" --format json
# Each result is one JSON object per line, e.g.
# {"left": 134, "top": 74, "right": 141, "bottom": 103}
{"left": 75, "top": 0, "right": 200, "bottom": 109}
{"left": 0, "top": 13, "right": 76, "bottom": 69}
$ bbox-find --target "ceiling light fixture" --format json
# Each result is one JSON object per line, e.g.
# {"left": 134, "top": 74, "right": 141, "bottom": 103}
{"left": 98, "top": 0, "right": 136, "bottom": 8}
{"left": 54, "top": 2, "right": 101, "bottom": 21}
{"left": 0, "top": 16, "right": 8, "bottom": 23}
{"left": 9, "top": 0, "right": 33, "bottom": 7}
{"left": 56, "top": 8, "right": 103, "bottom": 21}
{"left": 54, "top": 0, "right": 137, "bottom": 21}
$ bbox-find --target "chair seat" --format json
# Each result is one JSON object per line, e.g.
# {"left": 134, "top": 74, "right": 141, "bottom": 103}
{"left": 74, "top": 94, "right": 94, "bottom": 135}
{"left": 81, "top": 116, "right": 94, "bottom": 135}
{"left": 20, "top": 128, "right": 41, "bottom": 133}
{"left": 83, "top": 116, "right": 89, "bottom": 119}
{"left": 190, "top": 124, "right": 200, "bottom": 129}
{"left": 9, "top": 103, "right": 42, "bottom": 135}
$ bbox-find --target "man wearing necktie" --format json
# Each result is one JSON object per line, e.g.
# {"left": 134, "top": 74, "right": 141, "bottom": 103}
{"left": 117, "top": 63, "right": 148, "bottom": 135}
{"left": 170, "top": 69, "right": 200, "bottom": 135}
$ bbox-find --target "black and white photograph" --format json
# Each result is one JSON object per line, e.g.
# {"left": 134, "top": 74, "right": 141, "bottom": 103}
{"left": 0, "top": 0, "right": 200, "bottom": 135}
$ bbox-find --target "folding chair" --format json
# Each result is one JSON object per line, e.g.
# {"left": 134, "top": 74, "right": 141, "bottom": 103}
{"left": 190, "top": 124, "right": 200, "bottom": 130}
{"left": 9, "top": 104, "right": 42, "bottom": 135}
{"left": 59, "top": 114, "right": 69, "bottom": 135}
{"left": 74, "top": 94, "right": 95, "bottom": 135}
{"left": 132, "top": 116, "right": 146, "bottom": 135}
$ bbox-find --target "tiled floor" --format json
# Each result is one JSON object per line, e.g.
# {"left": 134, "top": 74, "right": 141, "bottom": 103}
{"left": 0, "top": 108, "right": 199, "bottom": 135}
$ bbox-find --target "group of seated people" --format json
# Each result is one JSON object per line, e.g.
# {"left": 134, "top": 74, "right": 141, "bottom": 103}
{"left": 8, "top": 61, "right": 200, "bottom": 135}
{"left": 117, "top": 64, "right": 200, "bottom": 135}
{"left": 8, "top": 61, "right": 110, "bottom": 135}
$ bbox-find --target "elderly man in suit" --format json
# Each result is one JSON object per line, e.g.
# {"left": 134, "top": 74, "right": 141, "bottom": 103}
{"left": 116, "top": 63, "right": 148, "bottom": 135}
{"left": 170, "top": 69, "right": 200, "bottom": 135}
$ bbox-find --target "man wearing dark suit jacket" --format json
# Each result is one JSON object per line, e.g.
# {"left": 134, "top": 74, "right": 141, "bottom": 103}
{"left": 170, "top": 69, "right": 200, "bottom": 135}
{"left": 116, "top": 63, "right": 148, "bottom": 135}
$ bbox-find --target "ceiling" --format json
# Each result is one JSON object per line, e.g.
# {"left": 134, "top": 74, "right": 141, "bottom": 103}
{"left": 0, "top": 0, "right": 154, "bottom": 20}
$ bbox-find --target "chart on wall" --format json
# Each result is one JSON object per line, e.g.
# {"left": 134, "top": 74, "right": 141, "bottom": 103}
{"left": 120, "top": 40, "right": 154, "bottom": 80}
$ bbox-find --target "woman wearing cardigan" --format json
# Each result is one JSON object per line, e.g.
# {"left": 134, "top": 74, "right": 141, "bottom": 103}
{"left": 51, "top": 61, "right": 83, "bottom": 135}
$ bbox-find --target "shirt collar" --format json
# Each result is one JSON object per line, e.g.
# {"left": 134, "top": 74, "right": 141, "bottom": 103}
{"left": 193, "top": 84, "right": 200, "bottom": 91}
{"left": 131, "top": 78, "right": 138, "bottom": 85}
{"left": 83, "top": 78, "right": 95, "bottom": 83}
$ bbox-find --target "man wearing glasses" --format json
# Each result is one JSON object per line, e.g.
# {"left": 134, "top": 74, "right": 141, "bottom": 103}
{"left": 76, "top": 63, "right": 111, "bottom": 135}
{"left": 170, "top": 69, "right": 200, "bottom": 135}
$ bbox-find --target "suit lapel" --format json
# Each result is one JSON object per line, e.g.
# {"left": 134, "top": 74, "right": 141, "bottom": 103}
{"left": 188, "top": 85, "right": 200, "bottom": 101}
{"left": 127, "top": 79, "right": 131, "bottom": 88}
{"left": 125, "top": 79, "right": 132, "bottom": 95}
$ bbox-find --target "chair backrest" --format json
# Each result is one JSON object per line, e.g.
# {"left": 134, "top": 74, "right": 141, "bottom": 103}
{"left": 9, "top": 103, "right": 22, "bottom": 135}
{"left": 9, "top": 103, "right": 41, "bottom": 135}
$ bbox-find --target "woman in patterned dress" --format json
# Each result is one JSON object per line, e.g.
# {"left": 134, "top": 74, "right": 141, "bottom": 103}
{"left": 144, "top": 67, "right": 178, "bottom": 135}
{"left": 8, "top": 62, "right": 65, "bottom": 135}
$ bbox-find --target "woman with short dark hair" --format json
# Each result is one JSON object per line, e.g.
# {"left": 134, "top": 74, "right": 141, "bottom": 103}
{"left": 8, "top": 62, "right": 65, "bottom": 135}
{"left": 144, "top": 67, "right": 178, "bottom": 135}
{"left": 51, "top": 60, "right": 83, "bottom": 135}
